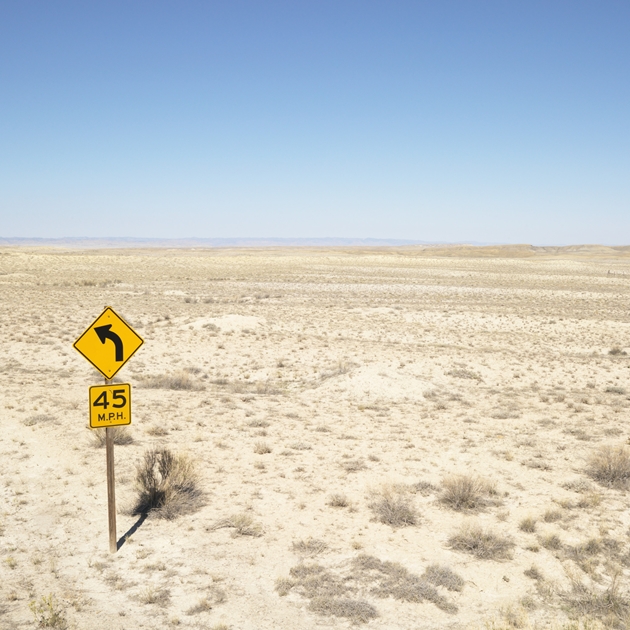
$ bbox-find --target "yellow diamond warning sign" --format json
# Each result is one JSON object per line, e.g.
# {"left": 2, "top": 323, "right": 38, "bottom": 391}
{"left": 89, "top": 383, "right": 131, "bottom": 428}
{"left": 74, "top": 307, "right": 144, "bottom": 380}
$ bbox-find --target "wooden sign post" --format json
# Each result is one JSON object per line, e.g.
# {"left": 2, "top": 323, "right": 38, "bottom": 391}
{"left": 105, "top": 380, "right": 117, "bottom": 553}
{"left": 74, "top": 307, "right": 143, "bottom": 553}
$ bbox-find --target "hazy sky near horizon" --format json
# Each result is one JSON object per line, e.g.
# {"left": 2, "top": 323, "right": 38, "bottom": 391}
{"left": 1, "top": 2, "right": 629, "bottom": 244}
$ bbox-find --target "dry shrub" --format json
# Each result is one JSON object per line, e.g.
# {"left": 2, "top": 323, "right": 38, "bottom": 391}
{"left": 308, "top": 598, "right": 377, "bottom": 623}
{"left": 90, "top": 427, "right": 133, "bottom": 447}
{"left": 139, "top": 371, "right": 204, "bottom": 391}
{"left": 368, "top": 486, "right": 418, "bottom": 527}
{"left": 587, "top": 445, "right": 630, "bottom": 488}
{"left": 448, "top": 522, "right": 514, "bottom": 560}
{"left": 210, "top": 513, "right": 262, "bottom": 537}
{"left": 132, "top": 448, "right": 202, "bottom": 519}
{"left": 440, "top": 474, "right": 498, "bottom": 511}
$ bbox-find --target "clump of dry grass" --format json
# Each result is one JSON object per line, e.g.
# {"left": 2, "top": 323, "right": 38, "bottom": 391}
{"left": 139, "top": 371, "right": 205, "bottom": 391}
{"left": 254, "top": 441, "right": 272, "bottom": 454}
{"left": 327, "top": 493, "right": 350, "bottom": 508}
{"left": 519, "top": 516, "right": 537, "bottom": 533}
{"left": 448, "top": 522, "right": 514, "bottom": 560}
{"left": 341, "top": 459, "right": 367, "bottom": 473}
{"left": 447, "top": 368, "right": 482, "bottom": 381}
{"left": 186, "top": 586, "right": 226, "bottom": 614}
{"left": 139, "top": 586, "right": 171, "bottom": 606}
{"left": 292, "top": 538, "right": 328, "bottom": 558}
{"left": 90, "top": 427, "right": 133, "bottom": 447}
{"left": 608, "top": 347, "right": 627, "bottom": 356}
{"left": 587, "top": 445, "right": 630, "bottom": 488}
{"left": 605, "top": 385, "right": 627, "bottom": 395}
{"left": 540, "top": 533, "right": 563, "bottom": 551}
{"left": 209, "top": 513, "right": 262, "bottom": 537}
{"left": 132, "top": 448, "right": 202, "bottom": 519}
{"left": 308, "top": 598, "right": 378, "bottom": 623}
{"left": 543, "top": 508, "right": 563, "bottom": 523}
{"left": 524, "top": 565, "right": 544, "bottom": 580}
{"left": 368, "top": 486, "right": 418, "bottom": 527}
{"left": 440, "top": 474, "right": 498, "bottom": 511}
{"left": 23, "top": 414, "right": 55, "bottom": 427}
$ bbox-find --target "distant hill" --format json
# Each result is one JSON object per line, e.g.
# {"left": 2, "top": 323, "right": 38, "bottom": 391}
{"left": 0, "top": 238, "right": 628, "bottom": 256}
{"left": 0, "top": 237, "right": 435, "bottom": 248}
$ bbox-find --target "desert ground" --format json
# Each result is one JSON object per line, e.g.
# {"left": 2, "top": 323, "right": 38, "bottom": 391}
{"left": 1, "top": 244, "right": 630, "bottom": 630}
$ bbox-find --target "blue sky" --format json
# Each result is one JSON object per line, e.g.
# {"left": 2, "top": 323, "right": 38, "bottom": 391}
{"left": 1, "top": 1, "right": 628, "bottom": 244}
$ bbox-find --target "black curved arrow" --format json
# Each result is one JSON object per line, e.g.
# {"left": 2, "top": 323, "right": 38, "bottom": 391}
{"left": 94, "top": 325, "right": 124, "bottom": 362}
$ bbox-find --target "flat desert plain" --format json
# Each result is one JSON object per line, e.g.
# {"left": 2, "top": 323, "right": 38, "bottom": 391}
{"left": 1, "top": 245, "right": 630, "bottom": 630}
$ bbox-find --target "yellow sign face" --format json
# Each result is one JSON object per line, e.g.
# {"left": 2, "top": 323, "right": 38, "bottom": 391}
{"left": 74, "top": 307, "right": 144, "bottom": 379}
{"left": 89, "top": 383, "right": 131, "bottom": 428}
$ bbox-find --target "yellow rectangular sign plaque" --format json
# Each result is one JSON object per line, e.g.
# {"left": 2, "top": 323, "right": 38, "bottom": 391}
{"left": 74, "top": 307, "right": 144, "bottom": 379}
{"left": 89, "top": 383, "right": 132, "bottom": 429}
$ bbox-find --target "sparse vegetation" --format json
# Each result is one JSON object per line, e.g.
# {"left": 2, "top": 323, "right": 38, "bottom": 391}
{"left": 563, "top": 573, "right": 630, "bottom": 626}
{"left": 350, "top": 555, "right": 459, "bottom": 612}
{"left": 277, "top": 554, "right": 460, "bottom": 621}
{"left": 9, "top": 245, "right": 630, "bottom": 629}
{"left": 448, "top": 523, "right": 514, "bottom": 560}
{"left": 29, "top": 594, "right": 68, "bottom": 629}
{"left": 139, "top": 371, "right": 205, "bottom": 391}
{"left": 132, "top": 448, "right": 202, "bottom": 519}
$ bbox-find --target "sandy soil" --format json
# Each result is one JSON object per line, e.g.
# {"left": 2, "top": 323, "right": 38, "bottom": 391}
{"left": 1, "top": 245, "right": 630, "bottom": 630}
